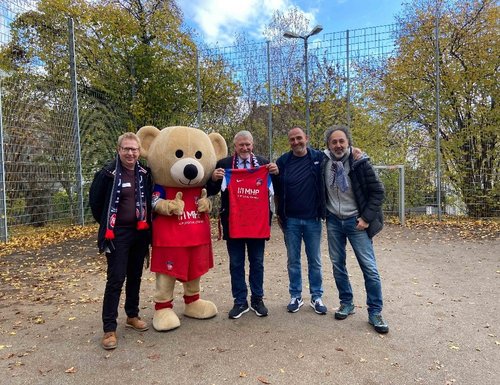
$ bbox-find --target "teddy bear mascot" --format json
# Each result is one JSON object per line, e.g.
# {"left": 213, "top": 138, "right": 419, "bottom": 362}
{"left": 137, "top": 125, "right": 227, "bottom": 331}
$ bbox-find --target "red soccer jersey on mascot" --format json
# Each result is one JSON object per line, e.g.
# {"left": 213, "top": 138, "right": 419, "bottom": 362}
{"left": 151, "top": 186, "right": 213, "bottom": 282}
{"left": 222, "top": 167, "right": 273, "bottom": 239}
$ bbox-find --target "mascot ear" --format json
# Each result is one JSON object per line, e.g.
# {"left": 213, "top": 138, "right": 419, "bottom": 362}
{"left": 209, "top": 133, "right": 228, "bottom": 160}
{"left": 137, "top": 125, "right": 160, "bottom": 159}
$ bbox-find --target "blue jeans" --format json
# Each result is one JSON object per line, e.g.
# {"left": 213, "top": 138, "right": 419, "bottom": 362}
{"left": 283, "top": 217, "right": 323, "bottom": 301}
{"left": 226, "top": 238, "right": 265, "bottom": 305}
{"left": 326, "top": 214, "right": 383, "bottom": 315}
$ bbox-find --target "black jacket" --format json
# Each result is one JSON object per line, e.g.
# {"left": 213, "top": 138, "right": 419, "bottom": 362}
{"left": 274, "top": 147, "right": 326, "bottom": 223}
{"left": 322, "top": 152, "right": 385, "bottom": 238}
{"left": 89, "top": 159, "right": 153, "bottom": 252}
{"left": 206, "top": 155, "right": 274, "bottom": 240}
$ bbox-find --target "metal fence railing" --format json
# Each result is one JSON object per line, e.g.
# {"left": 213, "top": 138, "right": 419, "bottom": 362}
{"left": 0, "top": 1, "right": 497, "bottom": 241}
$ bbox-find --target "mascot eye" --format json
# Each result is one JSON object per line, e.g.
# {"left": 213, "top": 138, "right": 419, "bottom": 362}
{"left": 195, "top": 151, "right": 202, "bottom": 159}
{"left": 175, "top": 150, "right": 184, "bottom": 158}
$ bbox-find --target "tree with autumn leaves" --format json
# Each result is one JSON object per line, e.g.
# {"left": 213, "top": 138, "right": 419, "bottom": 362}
{"left": 0, "top": 0, "right": 240, "bottom": 225}
{"left": 1, "top": 0, "right": 240, "bottom": 130}
{"left": 368, "top": 0, "right": 498, "bottom": 216}
{"left": 0, "top": 0, "right": 498, "bottom": 222}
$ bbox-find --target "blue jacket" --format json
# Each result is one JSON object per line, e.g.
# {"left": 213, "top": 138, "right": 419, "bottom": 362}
{"left": 274, "top": 147, "right": 326, "bottom": 223}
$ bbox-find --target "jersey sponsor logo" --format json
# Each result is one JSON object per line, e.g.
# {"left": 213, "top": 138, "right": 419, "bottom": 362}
{"left": 179, "top": 210, "right": 202, "bottom": 221}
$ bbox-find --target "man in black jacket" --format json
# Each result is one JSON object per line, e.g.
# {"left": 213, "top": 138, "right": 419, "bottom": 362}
{"left": 89, "top": 132, "right": 153, "bottom": 349}
{"left": 322, "top": 125, "right": 388, "bottom": 333}
{"left": 206, "top": 130, "right": 278, "bottom": 319}
{"left": 274, "top": 127, "right": 328, "bottom": 315}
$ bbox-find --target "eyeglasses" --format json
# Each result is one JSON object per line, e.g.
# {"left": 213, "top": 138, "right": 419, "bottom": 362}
{"left": 120, "top": 146, "right": 139, "bottom": 153}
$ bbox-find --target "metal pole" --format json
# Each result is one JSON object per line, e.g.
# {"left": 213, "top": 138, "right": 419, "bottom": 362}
{"left": 68, "top": 17, "right": 84, "bottom": 225}
{"left": 0, "top": 75, "right": 8, "bottom": 241}
{"left": 400, "top": 165, "right": 405, "bottom": 227}
{"left": 346, "top": 29, "right": 350, "bottom": 128}
{"left": 304, "top": 38, "right": 310, "bottom": 138}
{"left": 266, "top": 41, "right": 273, "bottom": 161}
{"left": 283, "top": 26, "right": 322, "bottom": 139}
{"left": 196, "top": 50, "right": 202, "bottom": 129}
{"left": 435, "top": 3, "right": 442, "bottom": 220}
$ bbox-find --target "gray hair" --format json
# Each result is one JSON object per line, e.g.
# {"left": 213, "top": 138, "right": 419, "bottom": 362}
{"left": 233, "top": 130, "right": 253, "bottom": 144}
{"left": 324, "top": 125, "right": 353, "bottom": 146}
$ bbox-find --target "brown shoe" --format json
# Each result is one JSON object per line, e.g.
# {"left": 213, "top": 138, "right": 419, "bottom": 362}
{"left": 101, "top": 331, "right": 117, "bottom": 350}
{"left": 126, "top": 317, "right": 149, "bottom": 332}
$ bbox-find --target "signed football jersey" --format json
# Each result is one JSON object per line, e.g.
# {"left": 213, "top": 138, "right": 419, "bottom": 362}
{"left": 222, "top": 167, "right": 273, "bottom": 238}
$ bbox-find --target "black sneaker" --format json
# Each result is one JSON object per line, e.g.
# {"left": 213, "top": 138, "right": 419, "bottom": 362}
{"left": 228, "top": 303, "right": 249, "bottom": 319}
{"left": 250, "top": 298, "right": 268, "bottom": 317}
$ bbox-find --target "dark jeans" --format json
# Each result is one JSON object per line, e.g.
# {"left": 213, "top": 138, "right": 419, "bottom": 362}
{"left": 226, "top": 238, "right": 265, "bottom": 305}
{"left": 102, "top": 227, "right": 149, "bottom": 333}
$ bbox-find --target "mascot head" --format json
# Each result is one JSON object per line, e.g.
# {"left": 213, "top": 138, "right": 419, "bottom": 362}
{"left": 137, "top": 125, "right": 227, "bottom": 187}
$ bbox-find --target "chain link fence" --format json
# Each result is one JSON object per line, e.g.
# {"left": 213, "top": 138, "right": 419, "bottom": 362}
{"left": 1, "top": 1, "right": 497, "bottom": 241}
{"left": 0, "top": 1, "right": 126, "bottom": 240}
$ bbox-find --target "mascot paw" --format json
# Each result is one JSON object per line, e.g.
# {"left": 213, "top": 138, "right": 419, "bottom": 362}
{"left": 184, "top": 299, "right": 218, "bottom": 319}
{"left": 197, "top": 199, "right": 211, "bottom": 213}
{"left": 153, "top": 308, "right": 181, "bottom": 331}
{"left": 197, "top": 188, "right": 212, "bottom": 213}
{"left": 167, "top": 192, "right": 185, "bottom": 215}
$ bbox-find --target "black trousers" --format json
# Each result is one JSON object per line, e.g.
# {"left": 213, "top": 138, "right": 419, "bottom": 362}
{"left": 102, "top": 227, "right": 149, "bottom": 333}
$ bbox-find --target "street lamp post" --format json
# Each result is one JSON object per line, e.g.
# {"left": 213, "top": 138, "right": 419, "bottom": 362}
{"left": 284, "top": 25, "right": 323, "bottom": 138}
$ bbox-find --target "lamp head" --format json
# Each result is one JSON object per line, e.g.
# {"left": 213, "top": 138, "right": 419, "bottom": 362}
{"left": 308, "top": 25, "right": 323, "bottom": 37}
{"left": 283, "top": 31, "right": 301, "bottom": 39}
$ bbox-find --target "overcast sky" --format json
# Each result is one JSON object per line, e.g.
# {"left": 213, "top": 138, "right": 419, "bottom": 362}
{"left": 177, "top": 0, "right": 403, "bottom": 46}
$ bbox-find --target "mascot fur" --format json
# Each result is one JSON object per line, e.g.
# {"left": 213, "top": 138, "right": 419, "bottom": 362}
{"left": 137, "top": 125, "right": 227, "bottom": 331}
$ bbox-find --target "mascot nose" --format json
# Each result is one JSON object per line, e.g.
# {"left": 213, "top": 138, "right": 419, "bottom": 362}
{"left": 183, "top": 164, "right": 199, "bottom": 180}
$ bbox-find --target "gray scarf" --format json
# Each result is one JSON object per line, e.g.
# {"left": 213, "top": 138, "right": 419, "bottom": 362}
{"left": 329, "top": 153, "right": 349, "bottom": 192}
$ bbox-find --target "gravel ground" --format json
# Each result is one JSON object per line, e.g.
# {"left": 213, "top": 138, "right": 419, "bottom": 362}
{"left": 0, "top": 222, "right": 499, "bottom": 385}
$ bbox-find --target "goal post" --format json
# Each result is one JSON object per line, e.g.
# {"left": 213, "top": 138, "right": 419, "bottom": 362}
{"left": 373, "top": 165, "right": 405, "bottom": 226}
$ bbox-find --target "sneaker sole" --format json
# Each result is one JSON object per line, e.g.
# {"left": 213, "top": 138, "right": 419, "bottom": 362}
{"left": 310, "top": 303, "right": 327, "bottom": 315}
{"left": 229, "top": 307, "right": 249, "bottom": 319}
{"left": 250, "top": 306, "right": 268, "bottom": 317}
{"left": 287, "top": 301, "right": 304, "bottom": 313}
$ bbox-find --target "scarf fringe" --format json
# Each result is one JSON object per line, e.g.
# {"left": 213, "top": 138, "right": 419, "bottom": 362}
{"left": 105, "top": 229, "right": 115, "bottom": 240}
{"left": 136, "top": 220, "right": 149, "bottom": 230}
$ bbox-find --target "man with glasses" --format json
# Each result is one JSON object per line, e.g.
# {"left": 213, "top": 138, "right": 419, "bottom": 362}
{"left": 89, "top": 132, "right": 153, "bottom": 349}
